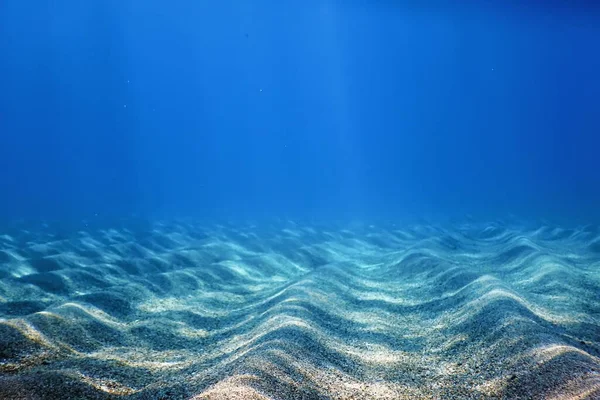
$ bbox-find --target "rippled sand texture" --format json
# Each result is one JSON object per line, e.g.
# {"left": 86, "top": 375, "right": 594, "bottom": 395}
{"left": 0, "top": 221, "right": 599, "bottom": 399}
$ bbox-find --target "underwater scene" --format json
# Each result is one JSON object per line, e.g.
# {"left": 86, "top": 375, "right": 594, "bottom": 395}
{"left": 1, "top": 1, "right": 599, "bottom": 399}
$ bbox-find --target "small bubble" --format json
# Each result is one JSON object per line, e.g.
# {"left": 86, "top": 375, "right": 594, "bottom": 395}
{"left": 124, "top": 104, "right": 127, "bottom": 108}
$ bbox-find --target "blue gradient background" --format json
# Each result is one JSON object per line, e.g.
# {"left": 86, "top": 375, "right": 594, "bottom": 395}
{"left": 1, "top": 1, "right": 599, "bottom": 223}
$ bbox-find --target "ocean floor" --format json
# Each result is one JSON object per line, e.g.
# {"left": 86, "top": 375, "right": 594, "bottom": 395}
{"left": 0, "top": 220, "right": 599, "bottom": 399}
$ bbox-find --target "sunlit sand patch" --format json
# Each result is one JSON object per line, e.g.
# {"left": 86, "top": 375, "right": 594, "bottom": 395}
{"left": 531, "top": 344, "right": 600, "bottom": 365}
{"left": 11, "top": 263, "right": 37, "bottom": 278}
{"left": 138, "top": 293, "right": 248, "bottom": 316}
{"left": 353, "top": 288, "right": 424, "bottom": 305}
{"left": 177, "top": 325, "right": 209, "bottom": 339}
{"left": 215, "top": 315, "right": 317, "bottom": 357}
{"left": 343, "top": 309, "right": 420, "bottom": 335}
{"left": 443, "top": 282, "right": 585, "bottom": 329}
{"left": 337, "top": 342, "right": 429, "bottom": 367}
{"left": 244, "top": 279, "right": 322, "bottom": 310}
{"left": 55, "top": 302, "right": 127, "bottom": 328}
{"left": 77, "top": 236, "right": 106, "bottom": 250}
{"left": 193, "top": 375, "right": 271, "bottom": 400}
{"left": 219, "top": 260, "right": 290, "bottom": 282}
{"left": 281, "top": 228, "right": 303, "bottom": 237}
{"left": 78, "top": 372, "right": 139, "bottom": 396}
{"left": 473, "top": 377, "right": 509, "bottom": 397}
{"left": 3, "top": 318, "right": 57, "bottom": 349}
{"left": 88, "top": 347, "right": 196, "bottom": 371}
{"left": 314, "top": 268, "right": 422, "bottom": 298}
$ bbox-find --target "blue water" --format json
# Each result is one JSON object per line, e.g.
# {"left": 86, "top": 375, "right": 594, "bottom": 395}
{"left": 1, "top": 1, "right": 599, "bottom": 224}
{"left": 2, "top": 4, "right": 600, "bottom": 398}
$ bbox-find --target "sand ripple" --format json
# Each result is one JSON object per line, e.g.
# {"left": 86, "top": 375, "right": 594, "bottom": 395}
{"left": 0, "top": 221, "right": 599, "bottom": 399}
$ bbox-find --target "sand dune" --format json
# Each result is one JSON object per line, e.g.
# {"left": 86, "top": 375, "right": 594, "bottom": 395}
{"left": 0, "top": 221, "right": 599, "bottom": 399}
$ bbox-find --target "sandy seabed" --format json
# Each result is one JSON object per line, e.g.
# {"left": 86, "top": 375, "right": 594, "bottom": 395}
{"left": 0, "top": 220, "right": 599, "bottom": 399}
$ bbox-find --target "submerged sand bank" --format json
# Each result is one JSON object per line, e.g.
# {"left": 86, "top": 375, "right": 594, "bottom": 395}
{"left": 0, "top": 221, "right": 599, "bottom": 399}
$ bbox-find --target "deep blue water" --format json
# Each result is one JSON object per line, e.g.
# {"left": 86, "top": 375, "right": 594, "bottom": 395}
{"left": 1, "top": 1, "right": 599, "bottom": 224}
